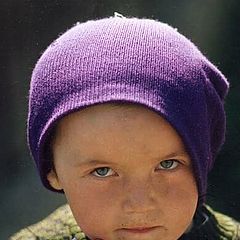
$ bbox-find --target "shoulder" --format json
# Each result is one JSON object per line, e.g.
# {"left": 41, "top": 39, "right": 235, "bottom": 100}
{"left": 9, "top": 204, "right": 87, "bottom": 240}
{"left": 204, "top": 204, "right": 240, "bottom": 239}
{"left": 180, "top": 204, "right": 240, "bottom": 240}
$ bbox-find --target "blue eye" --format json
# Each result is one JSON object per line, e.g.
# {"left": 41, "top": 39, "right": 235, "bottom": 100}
{"left": 91, "top": 167, "right": 115, "bottom": 177}
{"left": 159, "top": 160, "right": 179, "bottom": 170}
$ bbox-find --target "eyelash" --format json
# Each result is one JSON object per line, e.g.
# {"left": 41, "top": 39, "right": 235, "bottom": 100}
{"left": 90, "top": 159, "right": 181, "bottom": 178}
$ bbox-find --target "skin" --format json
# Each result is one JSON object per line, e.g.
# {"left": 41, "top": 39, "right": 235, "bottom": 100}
{"left": 47, "top": 103, "right": 198, "bottom": 240}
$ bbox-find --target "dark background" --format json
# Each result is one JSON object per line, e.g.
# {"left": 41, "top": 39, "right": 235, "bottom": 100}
{"left": 1, "top": 1, "right": 239, "bottom": 239}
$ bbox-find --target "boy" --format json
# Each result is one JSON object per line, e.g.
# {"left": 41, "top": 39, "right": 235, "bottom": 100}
{"left": 11, "top": 14, "right": 240, "bottom": 239}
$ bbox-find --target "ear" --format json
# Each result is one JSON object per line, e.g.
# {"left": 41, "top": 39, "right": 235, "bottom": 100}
{"left": 47, "top": 169, "right": 63, "bottom": 191}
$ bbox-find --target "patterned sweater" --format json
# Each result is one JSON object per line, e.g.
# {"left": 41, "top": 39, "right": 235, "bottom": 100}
{"left": 10, "top": 204, "right": 240, "bottom": 240}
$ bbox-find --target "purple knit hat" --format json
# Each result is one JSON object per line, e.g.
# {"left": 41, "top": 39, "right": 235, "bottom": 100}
{"left": 28, "top": 15, "right": 229, "bottom": 202}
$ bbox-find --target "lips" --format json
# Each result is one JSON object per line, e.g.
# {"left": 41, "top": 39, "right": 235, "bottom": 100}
{"left": 122, "top": 226, "right": 158, "bottom": 233}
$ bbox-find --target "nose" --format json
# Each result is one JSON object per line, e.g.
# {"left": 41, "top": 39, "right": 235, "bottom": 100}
{"left": 122, "top": 178, "right": 157, "bottom": 214}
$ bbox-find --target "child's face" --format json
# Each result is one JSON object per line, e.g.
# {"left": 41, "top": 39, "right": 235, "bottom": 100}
{"left": 48, "top": 103, "right": 198, "bottom": 240}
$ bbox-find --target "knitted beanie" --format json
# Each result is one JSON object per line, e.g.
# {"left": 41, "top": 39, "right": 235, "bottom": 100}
{"left": 28, "top": 14, "right": 229, "bottom": 203}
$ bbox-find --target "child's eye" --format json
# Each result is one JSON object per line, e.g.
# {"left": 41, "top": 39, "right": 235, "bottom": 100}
{"left": 158, "top": 159, "right": 179, "bottom": 170}
{"left": 91, "top": 167, "right": 115, "bottom": 178}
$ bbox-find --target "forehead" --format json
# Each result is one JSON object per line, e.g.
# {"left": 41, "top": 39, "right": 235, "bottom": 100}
{"left": 81, "top": 102, "right": 148, "bottom": 115}
{"left": 58, "top": 102, "right": 168, "bottom": 130}
{"left": 50, "top": 101, "right": 193, "bottom": 174}
{"left": 55, "top": 102, "right": 186, "bottom": 150}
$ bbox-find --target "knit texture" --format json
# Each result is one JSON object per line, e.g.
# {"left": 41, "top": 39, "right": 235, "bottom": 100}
{"left": 28, "top": 15, "right": 229, "bottom": 201}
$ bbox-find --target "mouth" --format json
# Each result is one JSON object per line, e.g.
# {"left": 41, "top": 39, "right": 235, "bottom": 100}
{"left": 121, "top": 226, "right": 159, "bottom": 233}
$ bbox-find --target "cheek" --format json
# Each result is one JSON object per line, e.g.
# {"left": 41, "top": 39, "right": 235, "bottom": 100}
{"left": 165, "top": 179, "right": 198, "bottom": 217}
{"left": 161, "top": 170, "right": 198, "bottom": 211}
{"left": 157, "top": 170, "right": 198, "bottom": 237}
{"left": 62, "top": 179, "right": 119, "bottom": 236}
{"left": 164, "top": 170, "right": 197, "bottom": 197}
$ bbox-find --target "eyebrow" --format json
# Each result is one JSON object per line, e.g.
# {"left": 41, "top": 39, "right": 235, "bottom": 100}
{"left": 76, "top": 150, "right": 189, "bottom": 167}
{"left": 162, "top": 150, "right": 189, "bottom": 159}
{"left": 75, "top": 159, "right": 115, "bottom": 169}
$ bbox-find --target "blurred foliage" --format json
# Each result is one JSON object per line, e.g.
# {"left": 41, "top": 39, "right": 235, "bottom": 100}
{"left": 0, "top": 0, "right": 239, "bottom": 239}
